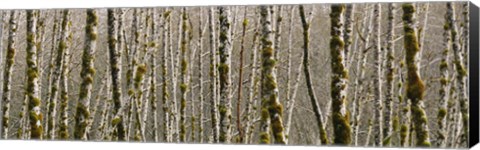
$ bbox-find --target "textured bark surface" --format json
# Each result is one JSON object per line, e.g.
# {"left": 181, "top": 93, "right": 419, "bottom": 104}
{"left": 57, "top": 9, "right": 72, "bottom": 140}
{"left": 197, "top": 8, "right": 205, "bottom": 144}
{"left": 26, "top": 10, "right": 43, "bottom": 140}
{"left": 330, "top": 4, "right": 351, "bottom": 145}
{"left": 243, "top": 13, "right": 260, "bottom": 144}
{"left": 299, "top": 5, "right": 328, "bottom": 145}
{"left": 402, "top": 3, "right": 431, "bottom": 147}
{"left": 161, "top": 9, "right": 172, "bottom": 142}
{"left": 383, "top": 4, "right": 395, "bottom": 146}
{"left": 372, "top": 3, "right": 383, "bottom": 147}
{"left": 435, "top": 6, "right": 451, "bottom": 147}
{"left": 218, "top": 6, "right": 233, "bottom": 144}
{"left": 1, "top": 11, "right": 17, "bottom": 139}
{"left": 259, "top": 6, "right": 286, "bottom": 144}
{"left": 45, "top": 9, "right": 70, "bottom": 140}
{"left": 446, "top": 3, "right": 468, "bottom": 147}
{"left": 108, "top": 8, "right": 126, "bottom": 141}
{"left": 208, "top": 7, "right": 220, "bottom": 143}
{"left": 74, "top": 9, "right": 98, "bottom": 140}
{"left": 179, "top": 7, "right": 188, "bottom": 143}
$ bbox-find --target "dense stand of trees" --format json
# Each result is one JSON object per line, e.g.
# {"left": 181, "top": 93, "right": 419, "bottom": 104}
{"left": 0, "top": 2, "right": 470, "bottom": 148}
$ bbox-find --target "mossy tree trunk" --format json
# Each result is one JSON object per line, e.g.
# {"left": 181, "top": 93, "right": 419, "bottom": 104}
{"left": 330, "top": 4, "right": 352, "bottom": 145}
{"left": 57, "top": 9, "right": 72, "bottom": 140}
{"left": 383, "top": 3, "right": 395, "bottom": 146}
{"left": 45, "top": 9, "right": 70, "bottom": 140}
{"left": 1, "top": 10, "right": 17, "bottom": 140}
{"left": 461, "top": 2, "right": 469, "bottom": 69}
{"left": 161, "top": 9, "right": 172, "bottom": 143}
{"left": 26, "top": 10, "right": 43, "bottom": 140}
{"left": 435, "top": 7, "right": 451, "bottom": 147}
{"left": 132, "top": 9, "right": 148, "bottom": 142}
{"left": 218, "top": 6, "right": 233, "bottom": 144}
{"left": 446, "top": 3, "right": 468, "bottom": 146}
{"left": 74, "top": 9, "right": 98, "bottom": 140}
{"left": 208, "top": 7, "right": 220, "bottom": 143}
{"left": 187, "top": 15, "right": 195, "bottom": 143}
{"left": 259, "top": 5, "right": 286, "bottom": 144}
{"left": 126, "top": 9, "right": 141, "bottom": 141}
{"left": 371, "top": 3, "right": 383, "bottom": 147}
{"left": 402, "top": 3, "right": 431, "bottom": 147}
{"left": 43, "top": 11, "right": 60, "bottom": 138}
{"left": 107, "top": 8, "right": 126, "bottom": 141}
{"left": 299, "top": 5, "right": 328, "bottom": 145}
{"left": 179, "top": 7, "right": 189, "bottom": 143}
{"left": 146, "top": 8, "right": 159, "bottom": 142}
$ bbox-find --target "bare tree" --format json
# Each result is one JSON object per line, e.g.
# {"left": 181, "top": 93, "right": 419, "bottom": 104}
{"left": 235, "top": 7, "right": 248, "bottom": 143}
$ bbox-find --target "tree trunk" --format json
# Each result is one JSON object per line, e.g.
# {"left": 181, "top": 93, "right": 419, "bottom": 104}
{"left": 284, "top": 6, "right": 296, "bottom": 143}
{"left": 461, "top": 2, "right": 469, "bottom": 70}
{"left": 435, "top": 7, "right": 451, "bottom": 147}
{"left": 74, "top": 9, "right": 98, "bottom": 140}
{"left": 446, "top": 3, "right": 469, "bottom": 147}
{"left": 179, "top": 7, "right": 189, "bottom": 143}
{"left": 402, "top": 3, "right": 431, "bottom": 147}
{"left": 352, "top": 5, "right": 373, "bottom": 145}
{"left": 235, "top": 7, "right": 248, "bottom": 143}
{"left": 43, "top": 11, "right": 60, "bottom": 139}
{"left": 383, "top": 3, "right": 395, "bottom": 146}
{"left": 343, "top": 4, "right": 355, "bottom": 68}
{"left": 218, "top": 6, "right": 233, "bottom": 144}
{"left": 243, "top": 10, "right": 260, "bottom": 144}
{"left": 161, "top": 9, "right": 172, "bottom": 143}
{"left": 371, "top": 3, "right": 383, "bottom": 147}
{"left": 197, "top": 7, "right": 205, "bottom": 144}
{"left": 26, "top": 10, "right": 43, "bottom": 140}
{"left": 259, "top": 6, "right": 286, "bottom": 144}
{"left": 208, "top": 7, "right": 220, "bottom": 143}
{"left": 108, "top": 8, "right": 126, "bottom": 141}
{"left": 1, "top": 11, "right": 16, "bottom": 139}
{"left": 330, "top": 4, "right": 352, "bottom": 145}
{"left": 57, "top": 9, "right": 72, "bottom": 140}
{"left": 299, "top": 5, "right": 328, "bottom": 145}
{"left": 45, "top": 9, "right": 70, "bottom": 140}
